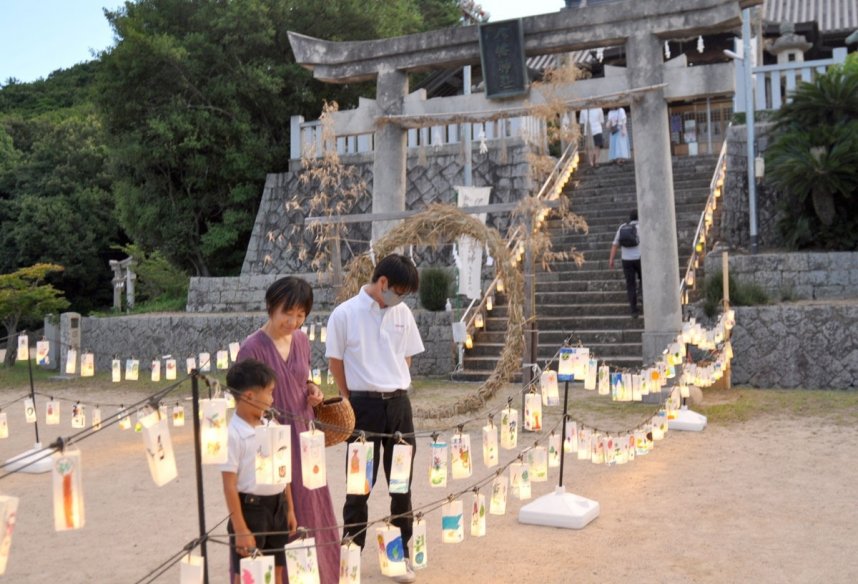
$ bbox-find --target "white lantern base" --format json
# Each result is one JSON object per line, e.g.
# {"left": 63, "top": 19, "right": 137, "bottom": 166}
{"left": 668, "top": 407, "right": 707, "bottom": 432}
{"left": 4, "top": 442, "right": 53, "bottom": 474}
{"left": 518, "top": 486, "right": 599, "bottom": 530}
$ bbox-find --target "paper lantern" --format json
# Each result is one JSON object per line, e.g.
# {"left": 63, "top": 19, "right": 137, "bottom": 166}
{"left": 172, "top": 404, "right": 185, "bottom": 427}
{"left": 489, "top": 474, "right": 508, "bottom": 515}
{"left": 240, "top": 553, "right": 276, "bottom": 584}
{"left": 584, "top": 359, "right": 597, "bottom": 390}
{"left": 450, "top": 432, "right": 472, "bottom": 479}
{"left": 474, "top": 312, "right": 484, "bottom": 329}
{"left": 0, "top": 413, "right": 7, "bottom": 439}
{"left": 186, "top": 357, "right": 196, "bottom": 374}
{"left": 621, "top": 373, "right": 632, "bottom": 402}
{"left": 66, "top": 349, "right": 77, "bottom": 375}
{"left": 92, "top": 408, "right": 101, "bottom": 430}
{"left": 376, "top": 525, "right": 407, "bottom": 575}
{"left": 117, "top": 406, "right": 131, "bottom": 430}
{"left": 509, "top": 461, "right": 531, "bottom": 500}
{"left": 52, "top": 449, "right": 85, "bottom": 531}
{"left": 255, "top": 422, "right": 291, "bottom": 487}
{"left": 577, "top": 428, "right": 591, "bottom": 460}
{"left": 17, "top": 335, "right": 29, "bottom": 361}
{"left": 464, "top": 334, "right": 473, "bottom": 350}
{"left": 346, "top": 441, "right": 371, "bottom": 495}
{"left": 327, "top": 370, "right": 334, "bottom": 386}
{"left": 481, "top": 423, "right": 498, "bottom": 468}
{"left": 528, "top": 446, "right": 548, "bottom": 482}
{"left": 590, "top": 433, "right": 604, "bottom": 464}
{"left": 198, "top": 352, "right": 212, "bottom": 372}
{"left": 312, "top": 368, "right": 322, "bottom": 386}
{"left": 564, "top": 420, "right": 577, "bottom": 453}
{"left": 470, "top": 492, "right": 486, "bottom": 537}
{"left": 200, "top": 398, "right": 228, "bottom": 464}
{"left": 125, "top": 359, "right": 139, "bottom": 381}
{"left": 0, "top": 495, "right": 19, "bottom": 575}
{"left": 602, "top": 436, "right": 615, "bottom": 466}
{"left": 540, "top": 370, "right": 559, "bottom": 406}
{"left": 496, "top": 278, "right": 505, "bottom": 293}
{"left": 301, "top": 325, "right": 309, "bottom": 335}
{"left": 389, "top": 443, "right": 412, "bottom": 494}
{"left": 71, "top": 403, "right": 85, "bottom": 429}
{"left": 300, "top": 426, "right": 327, "bottom": 489}
{"left": 215, "top": 350, "right": 229, "bottom": 370}
{"left": 653, "top": 410, "right": 668, "bottom": 440}
{"left": 320, "top": 326, "right": 328, "bottom": 343}
{"left": 411, "top": 517, "right": 428, "bottom": 570}
{"left": 523, "top": 393, "right": 542, "bottom": 432}
{"left": 573, "top": 348, "right": 590, "bottom": 380}
{"left": 429, "top": 440, "right": 447, "bottom": 487}
{"left": 597, "top": 365, "right": 610, "bottom": 395}
{"left": 557, "top": 346, "right": 574, "bottom": 381}
{"left": 150, "top": 360, "right": 161, "bottom": 382}
{"left": 36, "top": 340, "right": 50, "bottom": 366}
{"left": 548, "top": 432, "right": 561, "bottom": 467}
{"left": 227, "top": 342, "right": 240, "bottom": 362}
{"left": 158, "top": 402, "right": 168, "bottom": 419}
{"left": 140, "top": 411, "right": 178, "bottom": 486}
{"left": 486, "top": 295, "right": 493, "bottom": 311}
{"left": 441, "top": 500, "right": 464, "bottom": 543}
{"left": 46, "top": 400, "right": 60, "bottom": 425}
{"left": 631, "top": 374, "right": 642, "bottom": 401}
{"left": 285, "top": 537, "right": 321, "bottom": 584}
{"left": 179, "top": 553, "right": 204, "bottom": 584}
{"left": 24, "top": 398, "right": 36, "bottom": 424}
{"left": 309, "top": 323, "right": 316, "bottom": 341}
{"left": 610, "top": 372, "right": 622, "bottom": 401}
{"left": 339, "top": 541, "right": 361, "bottom": 583}
{"left": 500, "top": 407, "right": 518, "bottom": 449}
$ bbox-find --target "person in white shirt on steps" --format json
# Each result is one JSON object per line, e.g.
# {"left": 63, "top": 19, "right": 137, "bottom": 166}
{"left": 609, "top": 211, "right": 642, "bottom": 318}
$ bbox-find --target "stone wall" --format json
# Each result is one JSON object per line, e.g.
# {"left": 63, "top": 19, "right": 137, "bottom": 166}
{"left": 730, "top": 303, "right": 858, "bottom": 389}
{"left": 186, "top": 273, "right": 339, "bottom": 314}
{"left": 705, "top": 251, "right": 858, "bottom": 301}
{"left": 65, "top": 309, "right": 456, "bottom": 380}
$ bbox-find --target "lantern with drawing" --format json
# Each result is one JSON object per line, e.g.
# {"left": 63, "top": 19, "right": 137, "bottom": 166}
{"left": 346, "top": 440, "right": 371, "bottom": 495}
{"left": 598, "top": 364, "right": 610, "bottom": 395}
{"left": 300, "top": 424, "right": 327, "bottom": 489}
{"left": 577, "top": 427, "right": 591, "bottom": 460}
{"left": 240, "top": 553, "right": 276, "bottom": 584}
{"left": 125, "top": 359, "right": 139, "bottom": 381}
{"left": 140, "top": 411, "right": 178, "bottom": 486}
{"left": 470, "top": 492, "right": 486, "bottom": 537}
{"left": 179, "top": 553, "right": 204, "bottom": 584}
{"left": 17, "top": 335, "right": 29, "bottom": 361}
{"left": 71, "top": 403, "right": 85, "bottom": 429}
{"left": 45, "top": 399, "right": 60, "bottom": 425}
{"left": 339, "top": 540, "right": 361, "bottom": 584}
{"left": 165, "top": 358, "right": 177, "bottom": 380}
{"left": 450, "top": 431, "right": 472, "bottom": 479}
{"left": 429, "top": 439, "right": 447, "bottom": 487}
{"left": 65, "top": 349, "right": 77, "bottom": 375}
{"left": 540, "top": 370, "right": 559, "bottom": 406}
{"left": 411, "top": 516, "right": 428, "bottom": 570}
{"left": 389, "top": 442, "right": 413, "bottom": 494}
{"left": 52, "top": 448, "right": 85, "bottom": 531}
{"left": 441, "top": 500, "right": 464, "bottom": 543}
{"left": 0, "top": 495, "right": 19, "bottom": 575}
{"left": 80, "top": 353, "right": 94, "bottom": 377}
{"left": 198, "top": 352, "right": 211, "bottom": 372}
{"left": 523, "top": 393, "right": 542, "bottom": 432}
{"left": 489, "top": 474, "right": 508, "bottom": 515}
{"left": 590, "top": 433, "right": 605, "bottom": 464}
{"left": 150, "top": 360, "right": 160, "bottom": 382}
{"left": 255, "top": 422, "right": 291, "bottom": 487}
{"left": 200, "top": 398, "right": 228, "bottom": 464}
{"left": 285, "top": 537, "right": 321, "bottom": 584}
{"left": 112, "top": 359, "right": 121, "bottom": 383}
{"left": 172, "top": 404, "right": 185, "bottom": 427}
{"left": 584, "top": 358, "right": 598, "bottom": 390}
{"left": 548, "top": 432, "right": 561, "bottom": 467}
{"left": 557, "top": 346, "right": 574, "bottom": 381}
{"left": 500, "top": 406, "right": 518, "bottom": 449}
{"left": 216, "top": 350, "right": 229, "bottom": 370}
{"left": 376, "top": 524, "right": 408, "bottom": 575}
{"left": 482, "top": 420, "right": 498, "bottom": 468}
{"left": 24, "top": 398, "right": 36, "bottom": 424}
{"left": 509, "top": 460, "right": 531, "bottom": 500}
{"left": 528, "top": 446, "right": 548, "bottom": 482}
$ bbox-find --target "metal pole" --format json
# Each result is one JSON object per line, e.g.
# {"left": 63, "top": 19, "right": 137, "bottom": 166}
{"left": 26, "top": 341, "right": 40, "bottom": 444}
{"left": 190, "top": 372, "right": 209, "bottom": 584}
{"left": 742, "top": 7, "right": 758, "bottom": 254}
{"left": 558, "top": 380, "right": 570, "bottom": 488}
{"left": 463, "top": 65, "right": 473, "bottom": 187}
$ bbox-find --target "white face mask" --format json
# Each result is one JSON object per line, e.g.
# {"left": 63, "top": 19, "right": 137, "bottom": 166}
{"left": 380, "top": 284, "right": 405, "bottom": 308}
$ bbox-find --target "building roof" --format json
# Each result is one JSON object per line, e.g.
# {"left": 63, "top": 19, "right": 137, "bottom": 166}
{"left": 765, "top": 0, "right": 858, "bottom": 33}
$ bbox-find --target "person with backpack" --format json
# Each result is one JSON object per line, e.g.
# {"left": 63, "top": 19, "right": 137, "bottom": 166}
{"left": 608, "top": 211, "right": 642, "bottom": 318}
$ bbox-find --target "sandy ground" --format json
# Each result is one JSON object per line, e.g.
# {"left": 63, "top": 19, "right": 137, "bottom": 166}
{"left": 1, "top": 383, "right": 857, "bottom": 584}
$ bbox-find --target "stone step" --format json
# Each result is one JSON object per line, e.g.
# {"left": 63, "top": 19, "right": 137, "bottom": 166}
{"left": 546, "top": 210, "right": 703, "bottom": 229}
{"left": 566, "top": 175, "right": 712, "bottom": 191}
{"left": 462, "top": 353, "right": 643, "bottom": 373}
{"left": 475, "top": 328, "right": 643, "bottom": 345}
{"left": 567, "top": 199, "right": 707, "bottom": 215}
{"left": 466, "top": 341, "right": 641, "bottom": 359}
{"left": 531, "top": 279, "right": 628, "bottom": 293}
{"left": 480, "top": 314, "right": 644, "bottom": 329}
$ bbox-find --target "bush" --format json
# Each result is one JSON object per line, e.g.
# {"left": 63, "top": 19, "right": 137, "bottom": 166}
{"left": 419, "top": 267, "right": 454, "bottom": 311}
{"left": 703, "top": 269, "right": 769, "bottom": 318}
{"left": 115, "top": 243, "right": 189, "bottom": 302}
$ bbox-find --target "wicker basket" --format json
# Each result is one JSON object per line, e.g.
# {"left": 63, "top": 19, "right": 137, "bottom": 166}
{"left": 313, "top": 397, "right": 355, "bottom": 447}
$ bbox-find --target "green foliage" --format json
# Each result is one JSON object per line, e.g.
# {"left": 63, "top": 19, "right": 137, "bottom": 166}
{"left": 703, "top": 270, "right": 769, "bottom": 318}
{"left": 419, "top": 267, "right": 454, "bottom": 311}
{"left": 116, "top": 243, "right": 189, "bottom": 302}
{"left": 0, "top": 264, "right": 70, "bottom": 367}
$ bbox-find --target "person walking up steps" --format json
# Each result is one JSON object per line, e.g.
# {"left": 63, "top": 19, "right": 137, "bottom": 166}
{"left": 608, "top": 211, "right": 642, "bottom": 318}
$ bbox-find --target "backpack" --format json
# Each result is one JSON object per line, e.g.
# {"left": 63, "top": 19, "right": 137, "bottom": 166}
{"left": 618, "top": 222, "right": 639, "bottom": 248}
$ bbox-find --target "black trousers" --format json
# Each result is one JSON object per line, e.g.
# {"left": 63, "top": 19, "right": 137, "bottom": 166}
{"left": 622, "top": 258, "right": 643, "bottom": 314}
{"left": 342, "top": 393, "right": 416, "bottom": 549}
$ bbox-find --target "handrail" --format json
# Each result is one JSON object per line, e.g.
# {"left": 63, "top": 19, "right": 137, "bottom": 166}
{"left": 679, "top": 130, "right": 729, "bottom": 304}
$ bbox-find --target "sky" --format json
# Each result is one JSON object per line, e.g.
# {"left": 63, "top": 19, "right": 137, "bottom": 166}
{"left": 0, "top": 0, "right": 570, "bottom": 84}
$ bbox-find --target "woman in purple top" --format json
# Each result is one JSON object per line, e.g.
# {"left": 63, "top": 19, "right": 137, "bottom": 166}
{"left": 237, "top": 276, "right": 339, "bottom": 584}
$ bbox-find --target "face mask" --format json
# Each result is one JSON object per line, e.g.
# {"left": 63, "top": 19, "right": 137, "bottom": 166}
{"left": 381, "top": 285, "right": 405, "bottom": 308}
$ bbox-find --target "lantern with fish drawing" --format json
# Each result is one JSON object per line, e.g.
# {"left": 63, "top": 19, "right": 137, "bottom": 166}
{"left": 441, "top": 500, "right": 464, "bottom": 543}
{"left": 376, "top": 524, "right": 407, "bottom": 576}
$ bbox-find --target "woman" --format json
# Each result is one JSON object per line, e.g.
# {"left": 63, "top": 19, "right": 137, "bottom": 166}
{"left": 237, "top": 276, "right": 339, "bottom": 584}
{"left": 607, "top": 107, "right": 631, "bottom": 164}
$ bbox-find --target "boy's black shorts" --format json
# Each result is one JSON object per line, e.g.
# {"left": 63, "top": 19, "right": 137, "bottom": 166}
{"left": 228, "top": 491, "right": 289, "bottom": 568}
{"left": 593, "top": 132, "right": 604, "bottom": 148}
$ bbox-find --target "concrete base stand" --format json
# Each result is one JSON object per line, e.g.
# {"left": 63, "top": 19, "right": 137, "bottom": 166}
{"left": 668, "top": 406, "right": 707, "bottom": 432}
{"left": 4, "top": 442, "right": 53, "bottom": 474}
{"left": 518, "top": 486, "right": 600, "bottom": 530}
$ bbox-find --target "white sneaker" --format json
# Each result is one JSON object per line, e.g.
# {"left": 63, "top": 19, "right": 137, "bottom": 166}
{"left": 391, "top": 559, "right": 416, "bottom": 583}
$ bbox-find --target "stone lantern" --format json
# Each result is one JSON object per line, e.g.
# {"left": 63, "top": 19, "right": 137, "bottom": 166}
{"left": 766, "top": 22, "right": 812, "bottom": 64}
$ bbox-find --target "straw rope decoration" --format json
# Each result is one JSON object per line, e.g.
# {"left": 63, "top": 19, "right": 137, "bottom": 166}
{"left": 338, "top": 203, "right": 525, "bottom": 419}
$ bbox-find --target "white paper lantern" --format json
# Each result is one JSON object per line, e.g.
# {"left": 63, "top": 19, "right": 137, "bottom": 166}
{"left": 602, "top": 435, "right": 615, "bottom": 466}
{"left": 481, "top": 422, "right": 498, "bottom": 468}
{"left": 22, "top": 398, "right": 35, "bottom": 424}
{"left": 150, "top": 359, "right": 161, "bottom": 382}
{"left": 426, "top": 438, "right": 447, "bottom": 487}
{"left": 35, "top": 340, "right": 49, "bottom": 366}
{"left": 92, "top": 407, "right": 101, "bottom": 430}
{"left": 577, "top": 428, "right": 591, "bottom": 460}
{"left": 540, "top": 370, "right": 559, "bottom": 406}
{"left": 200, "top": 398, "right": 229, "bottom": 464}
{"left": 474, "top": 312, "right": 484, "bottom": 329}
{"left": 573, "top": 348, "right": 590, "bottom": 380}
{"left": 172, "top": 404, "right": 185, "bottom": 426}
{"left": 376, "top": 524, "right": 408, "bottom": 575}
{"left": 125, "top": 359, "right": 139, "bottom": 381}
{"left": 140, "top": 411, "right": 178, "bottom": 486}
{"left": 523, "top": 393, "right": 542, "bottom": 432}
{"left": 509, "top": 461, "right": 531, "bottom": 500}
{"left": 179, "top": 553, "right": 204, "bottom": 584}
{"left": 255, "top": 422, "right": 291, "bottom": 487}
{"left": 598, "top": 364, "right": 610, "bottom": 395}
{"left": 300, "top": 425, "right": 327, "bottom": 489}
{"left": 441, "top": 500, "right": 464, "bottom": 543}
{"left": 186, "top": 357, "right": 197, "bottom": 374}
{"left": 285, "top": 537, "right": 321, "bottom": 584}
{"left": 65, "top": 349, "right": 77, "bottom": 375}
{"left": 621, "top": 373, "right": 633, "bottom": 402}
{"left": 528, "top": 446, "right": 548, "bottom": 482}
{"left": 118, "top": 406, "right": 131, "bottom": 430}
{"left": 111, "top": 359, "right": 121, "bottom": 383}
{"left": 240, "top": 553, "right": 276, "bottom": 584}
{"left": 500, "top": 407, "right": 518, "bottom": 449}
{"left": 631, "top": 374, "right": 642, "bottom": 401}
{"left": 489, "top": 474, "right": 508, "bottom": 515}
{"left": 584, "top": 359, "right": 598, "bottom": 390}
{"left": 0, "top": 495, "right": 19, "bottom": 575}
{"left": 229, "top": 342, "right": 241, "bottom": 362}
{"left": 77, "top": 352, "right": 93, "bottom": 378}
{"left": 312, "top": 368, "right": 322, "bottom": 386}
{"left": 216, "top": 350, "right": 229, "bottom": 370}
{"left": 320, "top": 326, "right": 328, "bottom": 343}
{"left": 0, "top": 413, "right": 7, "bottom": 439}
{"left": 470, "top": 492, "right": 486, "bottom": 537}
{"left": 17, "top": 335, "right": 29, "bottom": 361}
{"left": 450, "top": 432, "right": 472, "bottom": 479}
{"left": 590, "top": 433, "right": 604, "bottom": 464}
{"left": 198, "top": 352, "right": 211, "bottom": 372}
{"left": 52, "top": 449, "right": 85, "bottom": 531}
{"left": 45, "top": 400, "right": 60, "bottom": 425}
{"left": 548, "top": 432, "right": 561, "bottom": 467}
{"left": 564, "top": 420, "right": 578, "bottom": 453}
{"left": 346, "top": 441, "right": 371, "bottom": 495}
{"left": 339, "top": 541, "right": 361, "bottom": 583}
{"left": 71, "top": 403, "right": 85, "bottom": 429}
{"left": 557, "top": 346, "right": 574, "bottom": 381}
{"left": 389, "top": 443, "right": 412, "bottom": 494}
{"left": 411, "top": 517, "right": 428, "bottom": 570}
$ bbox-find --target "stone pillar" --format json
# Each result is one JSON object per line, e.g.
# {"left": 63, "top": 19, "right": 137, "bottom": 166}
{"left": 626, "top": 31, "right": 682, "bottom": 366}
{"left": 371, "top": 68, "right": 409, "bottom": 243}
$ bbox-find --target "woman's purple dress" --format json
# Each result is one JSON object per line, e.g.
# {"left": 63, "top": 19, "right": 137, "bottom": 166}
{"left": 238, "top": 329, "right": 340, "bottom": 584}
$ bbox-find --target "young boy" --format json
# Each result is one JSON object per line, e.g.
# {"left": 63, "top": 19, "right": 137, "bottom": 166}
{"left": 222, "top": 359, "right": 297, "bottom": 584}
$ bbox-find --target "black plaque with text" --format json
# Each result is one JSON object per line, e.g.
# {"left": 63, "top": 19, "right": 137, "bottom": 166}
{"left": 479, "top": 19, "right": 529, "bottom": 99}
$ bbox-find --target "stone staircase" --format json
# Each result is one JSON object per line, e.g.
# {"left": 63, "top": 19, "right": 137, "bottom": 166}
{"left": 461, "top": 155, "right": 718, "bottom": 381}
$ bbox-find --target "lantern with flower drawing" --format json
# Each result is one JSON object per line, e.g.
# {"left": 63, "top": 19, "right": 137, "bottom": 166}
{"left": 441, "top": 500, "right": 464, "bottom": 543}
{"left": 489, "top": 474, "right": 508, "bottom": 515}
{"left": 564, "top": 419, "right": 577, "bottom": 453}
{"left": 509, "top": 460, "right": 531, "bottom": 500}
{"left": 200, "top": 398, "right": 228, "bottom": 464}
{"left": 300, "top": 424, "right": 327, "bottom": 489}
{"left": 429, "top": 439, "right": 447, "bottom": 487}
{"left": 500, "top": 406, "right": 518, "bottom": 449}
{"left": 0, "top": 495, "right": 19, "bottom": 575}
{"left": 52, "top": 448, "right": 84, "bottom": 531}
{"left": 389, "top": 443, "right": 412, "bottom": 493}
{"left": 240, "top": 553, "right": 276, "bottom": 584}
{"left": 470, "top": 492, "right": 486, "bottom": 537}
{"left": 376, "top": 524, "right": 408, "bottom": 574}
{"left": 482, "top": 421, "right": 498, "bottom": 467}
{"left": 256, "top": 422, "right": 291, "bottom": 487}
{"left": 339, "top": 540, "right": 361, "bottom": 583}
{"left": 346, "top": 440, "right": 370, "bottom": 495}
{"left": 523, "top": 393, "right": 542, "bottom": 432}
{"left": 285, "top": 537, "right": 321, "bottom": 584}
{"left": 528, "top": 446, "right": 548, "bottom": 482}
{"left": 450, "top": 432, "right": 472, "bottom": 479}
{"left": 548, "top": 432, "right": 561, "bottom": 467}
{"left": 590, "top": 433, "right": 605, "bottom": 464}
{"left": 603, "top": 435, "right": 615, "bottom": 466}
{"left": 540, "top": 370, "right": 559, "bottom": 406}
{"left": 140, "top": 411, "right": 178, "bottom": 486}
{"left": 411, "top": 517, "right": 428, "bottom": 570}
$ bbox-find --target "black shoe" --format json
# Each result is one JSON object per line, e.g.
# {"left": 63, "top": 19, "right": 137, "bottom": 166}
{"left": 631, "top": 312, "right": 639, "bottom": 319}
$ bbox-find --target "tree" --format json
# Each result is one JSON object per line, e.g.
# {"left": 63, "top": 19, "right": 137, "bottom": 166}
{"left": 0, "top": 264, "right": 70, "bottom": 368}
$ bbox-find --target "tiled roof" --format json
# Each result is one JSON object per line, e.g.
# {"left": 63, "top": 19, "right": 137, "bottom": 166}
{"left": 765, "top": 0, "right": 858, "bottom": 33}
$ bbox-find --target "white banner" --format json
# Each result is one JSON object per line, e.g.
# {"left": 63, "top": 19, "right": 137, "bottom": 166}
{"left": 455, "top": 186, "right": 492, "bottom": 299}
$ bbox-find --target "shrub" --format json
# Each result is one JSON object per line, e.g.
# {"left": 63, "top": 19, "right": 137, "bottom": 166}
{"left": 419, "top": 267, "right": 454, "bottom": 311}
{"left": 703, "top": 269, "right": 769, "bottom": 318}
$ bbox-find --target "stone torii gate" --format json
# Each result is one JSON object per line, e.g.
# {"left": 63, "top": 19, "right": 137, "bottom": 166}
{"left": 288, "top": 0, "right": 762, "bottom": 363}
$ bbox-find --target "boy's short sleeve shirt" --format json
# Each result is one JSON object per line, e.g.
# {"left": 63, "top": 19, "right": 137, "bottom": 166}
{"left": 221, "top": 415, "right": 285, "bottom": 496}
{"left": 612, "top": 220, "right": 641, "bottom": 261}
